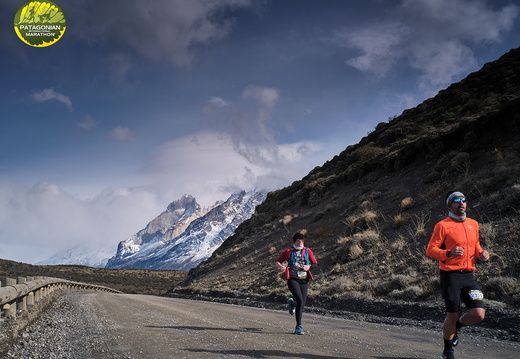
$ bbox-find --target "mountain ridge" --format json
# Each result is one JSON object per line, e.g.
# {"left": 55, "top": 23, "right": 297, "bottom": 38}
{"left": 106, "top": 190, "right": 267, "bottom": 270}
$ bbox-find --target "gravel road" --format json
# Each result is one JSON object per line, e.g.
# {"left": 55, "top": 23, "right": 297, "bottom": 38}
{"left": 5, "top": 292, "right": 519, "bottom": 358}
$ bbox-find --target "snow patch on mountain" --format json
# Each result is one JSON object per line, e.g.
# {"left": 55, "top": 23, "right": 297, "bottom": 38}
{"left": 105, "top": 190, "right": 266, "bottom": 270}
{"left": 36, "top": 245, "right": 114, "bottom": 268}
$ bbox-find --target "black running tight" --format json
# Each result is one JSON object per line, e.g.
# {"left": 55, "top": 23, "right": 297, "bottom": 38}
{"left": 287, "top": 278, "right": 308, "bottom": 326}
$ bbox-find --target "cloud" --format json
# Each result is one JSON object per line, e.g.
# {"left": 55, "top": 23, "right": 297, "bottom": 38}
{"left": 209, "top": 96, "right": 230, "bottom": 108}
{"left": 107, "top": 52, "right": 134, "bottom": 84}
{"left": 337, "top": 0, "right": 519, "bottom": 93}
{"left": 334, "top": 22, "right": 408, "bottom": 77}
{"left": 31, "top": 88, "right": 73, "bottom": 111}
{"left": 0, "top": 128, "right": 329, "bottom": 263}
{"left": 109, "top": 126, "right": 135, "bottom": 141}
{"left": 202, "top": 85, "right": 283, "bottom": 164}
{"left": 401, "top": 0, "right": 519, "bottom": 43}
{"left": 0, "top": 179, "right": 165, "bottom": 263}
{"left": 139, "top": 131, "right": 325, "bottom": 206}
{"left": 140, "top": 132, "right": 262, "bottom": 203}
{"left": 242, "top": 85, "right": 280, "bottom": 109}
{"left": 70, "top": 0, "right": 256, "bottom": 79}
{"left": 408, "top": 40, "right": 478, "bottom": 92}
{"left": 77, "top": 114, "right": 100, "bottom": 130}
{"left": 202, "top": 96, "right": 231, "bottom": 114}
{"left": 136, "top": 85, "right": 334, "bottom": 206}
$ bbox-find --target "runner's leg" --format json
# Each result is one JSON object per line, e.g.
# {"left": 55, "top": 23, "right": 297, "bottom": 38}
{"left": 287, "top": 279, "right": 306, "bottom": 326}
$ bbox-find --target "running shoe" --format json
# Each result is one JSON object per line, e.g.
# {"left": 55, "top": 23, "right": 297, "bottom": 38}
{"left": 294, "top": 325, "right": 305, "bottom": 335}
{"left": 441, "top": 350, "right": 455, "bottom": 359}
{"left": 451, "top": 331, "right": 460, "bottom": 347}
{"left": 287, "top": 298, "right": 296, "bottom": 315}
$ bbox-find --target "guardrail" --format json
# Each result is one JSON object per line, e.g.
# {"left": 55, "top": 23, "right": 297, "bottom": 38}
{"left": 0, "top": 276, "right": 121, "bottom": 320}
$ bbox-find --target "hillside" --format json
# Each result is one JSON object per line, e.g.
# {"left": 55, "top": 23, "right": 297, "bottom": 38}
{"left": 0, "top": 259, "right": 185, "bottom": 295}
{"left": 175, "top": 47, "right": 520, "bottom": 316}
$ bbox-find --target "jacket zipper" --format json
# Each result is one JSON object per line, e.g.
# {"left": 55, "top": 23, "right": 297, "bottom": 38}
{"left": 462, "top": 222, "right": 470, "bottom": 269}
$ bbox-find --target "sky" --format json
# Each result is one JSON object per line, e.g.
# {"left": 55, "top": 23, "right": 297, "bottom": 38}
{"left": 0, "top": 0, "right": 519, "bottom": 265}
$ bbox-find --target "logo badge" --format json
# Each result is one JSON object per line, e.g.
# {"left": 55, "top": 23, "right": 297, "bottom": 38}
{"left": 14, "top": 1, "right": 66, "bottom": 47}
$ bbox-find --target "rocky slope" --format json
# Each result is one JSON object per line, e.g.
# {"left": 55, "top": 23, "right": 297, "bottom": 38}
{"left": 175, "top": 47, "right": 520, "bottom": 316}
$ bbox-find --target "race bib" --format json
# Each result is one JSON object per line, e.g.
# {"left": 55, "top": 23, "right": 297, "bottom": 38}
{"left": 297, "top": 271, "right": 307, "bottom": 279}
{"left": 468, "top": 290, "right": 484, "bottom": 300}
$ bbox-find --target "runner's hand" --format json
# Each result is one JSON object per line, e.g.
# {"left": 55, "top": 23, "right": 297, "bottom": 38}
{"left": 450, "top": 246, "right": 464, "bottom": 256}
{"left": 478, "top": 250, "right": 490, "bottom": 261}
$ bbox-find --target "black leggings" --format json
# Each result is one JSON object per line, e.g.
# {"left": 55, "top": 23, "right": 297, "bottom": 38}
{"left": 287, "top": 278, "right": 308, "bottom": 326}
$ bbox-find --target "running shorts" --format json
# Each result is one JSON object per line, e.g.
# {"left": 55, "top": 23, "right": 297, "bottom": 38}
{"left": 440, "top": 270, "right": 485, "bottom": 313}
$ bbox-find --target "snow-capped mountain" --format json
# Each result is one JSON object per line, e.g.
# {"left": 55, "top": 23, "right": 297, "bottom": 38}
{"left": 105, "top": 190, "right": 266, "bottom": 270}
{"left": 37, "top": 245, "right": 114, "bottom": 268}
{"left": 105, "top": 194, "right": 209, "bottom": 266}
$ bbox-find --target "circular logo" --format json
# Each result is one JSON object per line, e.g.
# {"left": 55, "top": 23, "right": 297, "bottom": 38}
{"left": 14, "top": 1, "right": 66, "bottom": 47}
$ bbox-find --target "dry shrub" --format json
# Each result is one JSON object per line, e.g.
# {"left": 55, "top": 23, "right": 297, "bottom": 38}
{"left": 345, "top": 210, "right": 379, "bottom": 232}
{"left": 349, "top": 243, "right": 364, "bottom": 259}
{"left": 390, "top": 274, "right": 416, "bottom": 289}
{"left": 480, "top": 223, "right": 496, "bottom": 240}
{"left": 505, "top": 183, "right": 520, "bottom": 208}
{"left": 364, "top": 210, "right": 378, "bottom": 225}
{"left": 389, "top": 286, "right": 424, "bottom": 300}
{"left": 344, "top": 209, "right": 378, "bottom": 233}
{"left": 375, "top": 274, "right": 418, "bottom": 297}
{"left": 421, "top": 256, "right": 437, "bottom": 274}
{"left": 352, "top": 144, "right": 384, "bottom": 163}
{"left": 321, "top": 276, "right": 355, "bottom": 295}
{"left": 394, "top": 213, "right": 405, "bottom": 228}
{"left": 337, "top": 235, "right": 352, "bottom": 244}
{"left": 450, "top": 151, "right": 471, "bottom": 175}
{"left": 407, "top": 211, "right": 429, "bottom": 240}
{"left": 345, "top": 213, "right": 362, "bottom": 231}
{"left": 280, "top": 215, "right": 293, "bottom": 225}
{"left": 401, "top": 197, "right": 414, "bottom": 210}
{"left": 353, "top": 229, "right": 381, "bottom": 247}
{"left": 358, "top": 279, "right": 377, "bottom": 298}
{"left": 391, "top": 235, "right": 407, "bottom": 251}
{"left": 360, "top": 200, "right": 372, "bottom": 210}
{"left": 479, "top": 223, "right": 497, "bottom": 250}
{"left": 510, "top": 218, "right": 520, "bottom": 237}
{"left": 483, "top": 277, "right": 519, "bottom": 299}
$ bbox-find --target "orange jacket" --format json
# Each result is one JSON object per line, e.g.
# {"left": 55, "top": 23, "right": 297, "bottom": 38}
{"left": 426, "top": 217, "right": 483, "bottom": 272}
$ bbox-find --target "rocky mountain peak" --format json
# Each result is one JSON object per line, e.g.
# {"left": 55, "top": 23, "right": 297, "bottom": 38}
{"left": 106, "top": 189, "right": 267, "bottom": 270}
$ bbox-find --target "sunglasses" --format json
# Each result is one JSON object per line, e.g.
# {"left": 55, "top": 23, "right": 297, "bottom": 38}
{"left": 452, "top": 198, "right": 467, "bottom": 203}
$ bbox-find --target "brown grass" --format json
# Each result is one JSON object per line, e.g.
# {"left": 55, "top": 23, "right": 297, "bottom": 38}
{"left": 400, "top": 197, "right": 414, "bottom": 210}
